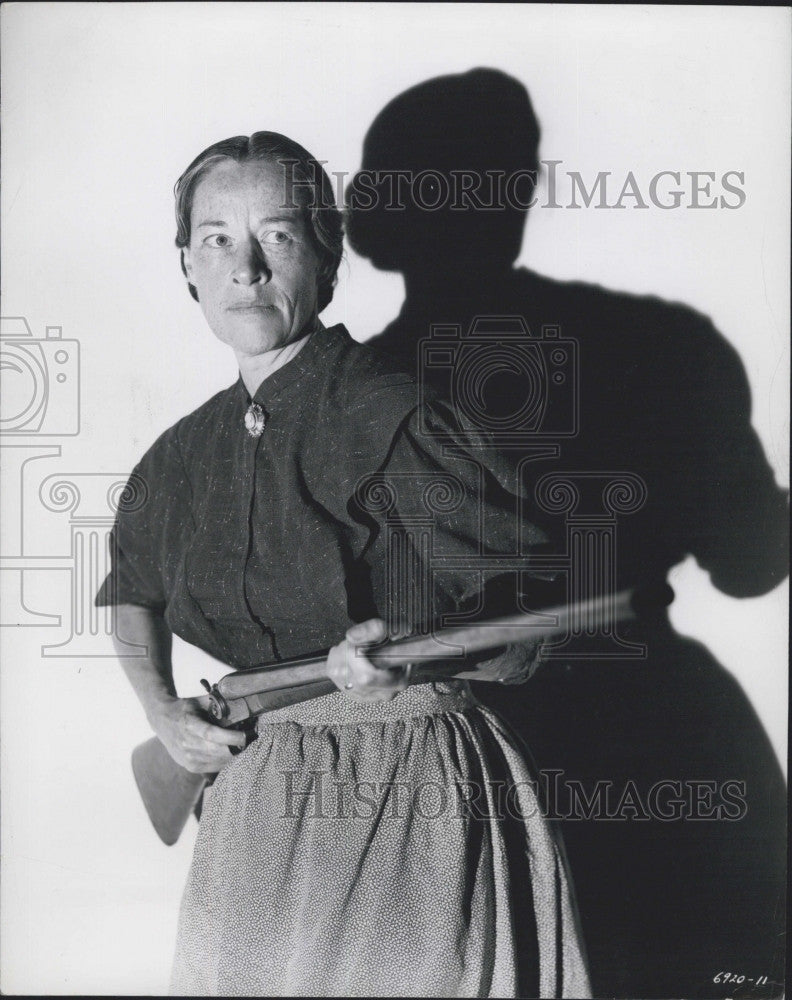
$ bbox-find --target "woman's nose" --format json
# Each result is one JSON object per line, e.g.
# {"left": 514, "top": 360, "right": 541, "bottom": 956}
{"left": 232, "top": 242, "right": 270, "bottom": 285}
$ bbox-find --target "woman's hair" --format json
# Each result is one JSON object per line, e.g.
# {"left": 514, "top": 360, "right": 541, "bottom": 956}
{"left": 174, "top": 132, "right": 343, "bottom": 312}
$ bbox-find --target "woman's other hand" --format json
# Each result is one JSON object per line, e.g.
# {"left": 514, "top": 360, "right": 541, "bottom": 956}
{"left": 148, "top": 696, "right": 247, "bottom": 773}
{"left": 326, "top": 619, "right": 409, "bottom": 702}
{"left": 454, "top": 639, "right": 545, "bottom": 684}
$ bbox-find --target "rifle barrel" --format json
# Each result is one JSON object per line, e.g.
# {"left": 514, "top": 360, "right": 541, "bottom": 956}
{"left": 217, "top": 585, "right": 672, "bottom": 702}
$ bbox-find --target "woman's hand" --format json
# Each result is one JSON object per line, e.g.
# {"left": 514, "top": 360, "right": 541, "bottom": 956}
{"left": 326, "top": 619, "right": 410, "bottom": 702}
{"left": 148, "top": 696, "right": 247, "bottom": 773}
{"left": 454, "top": 639, "right": 544, "bottom": 684}
{"left": 477, "top": 640, "right": 543, "bottom": 683}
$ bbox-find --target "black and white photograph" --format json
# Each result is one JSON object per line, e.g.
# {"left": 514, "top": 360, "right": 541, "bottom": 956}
{"left": 0, "top": 4, "right": 788, "bottom": 997}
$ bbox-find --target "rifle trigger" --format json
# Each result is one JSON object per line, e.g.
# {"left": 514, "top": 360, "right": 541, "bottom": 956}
{"left": 229, "top": 720, "right": 256, "bottom": 756}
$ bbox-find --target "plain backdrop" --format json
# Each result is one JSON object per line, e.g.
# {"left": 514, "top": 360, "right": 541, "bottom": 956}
{"left": 1, "top": 3, "right": 789, "bottom": 994}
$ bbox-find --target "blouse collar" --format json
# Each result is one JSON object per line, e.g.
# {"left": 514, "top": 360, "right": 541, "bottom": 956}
{"left": 235, "top": 322, "right": 350, "bottom": 410}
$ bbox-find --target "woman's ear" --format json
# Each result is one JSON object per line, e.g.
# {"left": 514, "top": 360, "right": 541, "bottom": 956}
{"left": 180, "top": 248, "right": 199, "bottom": 303}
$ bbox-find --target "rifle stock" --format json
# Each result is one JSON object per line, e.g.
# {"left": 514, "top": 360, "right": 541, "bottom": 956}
{"left": 131, "top": 681, "right": 339, "bottom": 844}
{"left": 131, "top": 738, "right": 208, "bottom": 846}
{"left": 132, "top": 584, "right": 672, "bottom": 844}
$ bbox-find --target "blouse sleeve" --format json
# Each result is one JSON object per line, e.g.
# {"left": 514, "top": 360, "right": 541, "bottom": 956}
{"left": 326, "top": 387, "right": 560, "bottom": 679}
{"left": 94, "top": 425, "right": 191, "bottom": 613}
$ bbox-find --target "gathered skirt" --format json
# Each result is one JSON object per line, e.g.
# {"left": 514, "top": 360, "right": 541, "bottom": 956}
{"left": 170, "top": 680, "right": 591, "bottom": 997}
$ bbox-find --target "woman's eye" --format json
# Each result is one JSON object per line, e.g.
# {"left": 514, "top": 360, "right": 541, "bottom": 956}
{"left": 262, "top": 231, "right": 291, "bottom": 245}
{"left": 204, "top": 234, "right": 232, "bottom": 248}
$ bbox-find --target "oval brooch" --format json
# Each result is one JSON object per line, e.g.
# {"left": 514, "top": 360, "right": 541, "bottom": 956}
{"left": 244, "top": 402, "right": 267, "bottom": 438}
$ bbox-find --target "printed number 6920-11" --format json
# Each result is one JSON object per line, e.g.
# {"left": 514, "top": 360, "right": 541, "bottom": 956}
{"left": 713, "top": 972, "right": 770, "bottom": 986}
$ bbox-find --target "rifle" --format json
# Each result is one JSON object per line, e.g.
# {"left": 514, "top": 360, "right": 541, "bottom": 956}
{"left": 131, "top": 584, "right": 672, "bottom": 844}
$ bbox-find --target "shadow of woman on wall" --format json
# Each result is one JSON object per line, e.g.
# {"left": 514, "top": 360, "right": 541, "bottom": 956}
{"left": 346, "top": 68, "right": 788, "bottom": 999}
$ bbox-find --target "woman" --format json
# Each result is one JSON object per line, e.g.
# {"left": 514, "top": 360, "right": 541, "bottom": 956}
{"left": 97, "top": 131, "right": 590, "bottom": 998}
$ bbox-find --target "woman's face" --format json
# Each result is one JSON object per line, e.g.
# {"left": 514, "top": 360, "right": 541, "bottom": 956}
{"left": 182, "top": 158, "right": 321, "bottom": 357}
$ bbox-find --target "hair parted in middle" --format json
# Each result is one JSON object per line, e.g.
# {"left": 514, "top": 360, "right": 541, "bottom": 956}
{"left": 174, "top": 131, "right": 343, "bottom": 312}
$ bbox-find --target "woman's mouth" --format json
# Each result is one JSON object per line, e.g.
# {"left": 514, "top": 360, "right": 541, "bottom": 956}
{"left": 228, "top": 302, "right": 275, "bottom": 313}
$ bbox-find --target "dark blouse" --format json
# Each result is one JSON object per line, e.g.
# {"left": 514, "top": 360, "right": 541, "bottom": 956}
{"left": 96, "top": 324, "right": 549, "bottom": 670}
